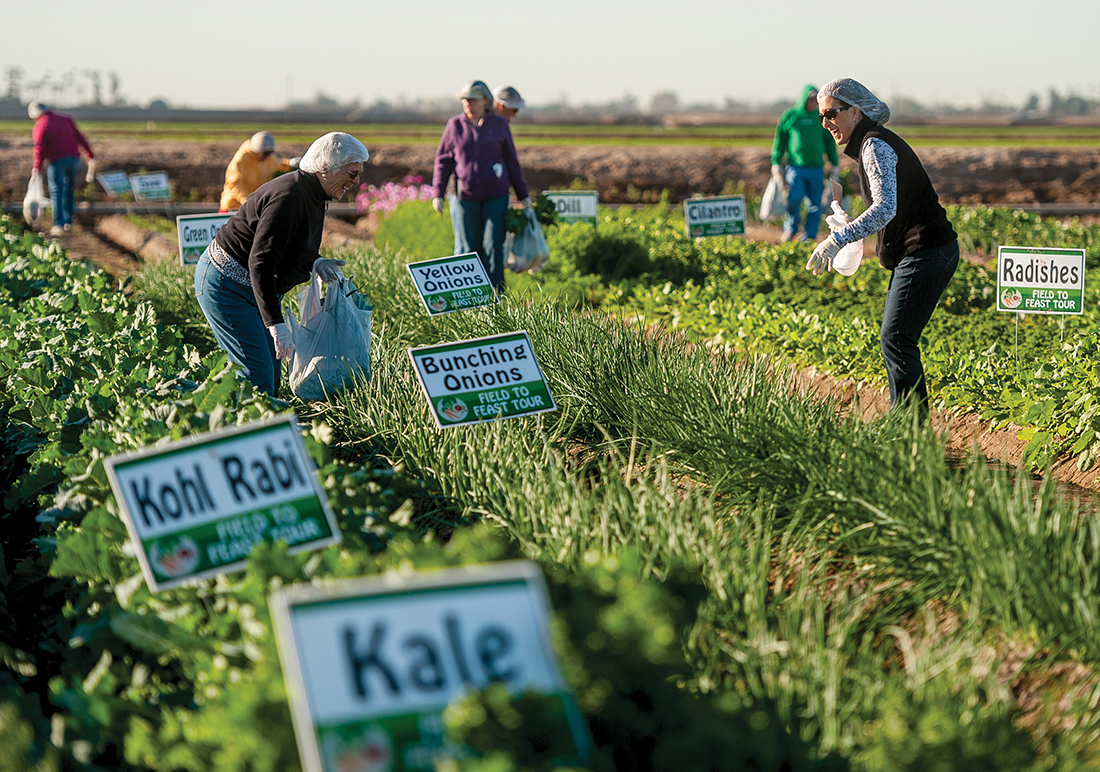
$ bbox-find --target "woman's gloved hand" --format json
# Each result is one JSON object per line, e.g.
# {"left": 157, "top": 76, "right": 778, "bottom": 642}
{"left": 432, "top": 197, "right": 445, "bottom": 215}
{"left": 268, "top": 323, "right": 294, "bottom": 360}
{"left": 312, "top": 257, "right": 346, "bottom": 282}
{"left": 806, "top": 235, "right": 841, "bottom": 275}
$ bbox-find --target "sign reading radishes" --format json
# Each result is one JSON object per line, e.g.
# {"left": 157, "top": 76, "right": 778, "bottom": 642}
{"left": 683, "top": 195, "right": 746, "bottom": 238}
{"left": 408, "top": 331, "right": 556, "bottom": 428}
{"left": 177, "top": 213, "right": 233, "bottom": 266}
{"left": 996, "top": 246, "right": 1085, "bottom": 314}
{"left": 270, "top": 562, "right": 590, "bottom": 772}
{"left": 104, "top": 414, "right": 340, "bottom": 591}
{"left": 406, "top": 253, "right": 494, "bottom": 315}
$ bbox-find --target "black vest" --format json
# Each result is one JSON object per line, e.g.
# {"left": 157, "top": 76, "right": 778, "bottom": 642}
{"left": 844, "top": 118, "right": 956, "bottom": 269}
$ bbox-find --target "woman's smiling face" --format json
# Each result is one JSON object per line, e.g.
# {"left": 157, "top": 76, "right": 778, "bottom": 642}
{"left": 819, "top": 96, "right": 862, "bottom": 145}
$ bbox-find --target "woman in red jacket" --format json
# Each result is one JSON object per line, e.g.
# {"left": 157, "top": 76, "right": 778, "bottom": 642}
{"left": 29, "top": 101, "right": 94, "bottom": 235}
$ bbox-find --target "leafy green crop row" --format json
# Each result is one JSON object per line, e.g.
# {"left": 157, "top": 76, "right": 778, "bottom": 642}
{"left": 1, "top": 218, "right": 839, "bottom": 771}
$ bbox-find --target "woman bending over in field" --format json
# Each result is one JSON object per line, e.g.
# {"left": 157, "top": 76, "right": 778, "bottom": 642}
{"left": 809, "top": 78, "right": 958, "bottom": 417}
{"left": 194, "top": 132, "right": 369, "bottom": 396}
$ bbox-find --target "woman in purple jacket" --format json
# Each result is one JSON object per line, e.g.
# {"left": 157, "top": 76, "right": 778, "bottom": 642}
{"left": 432, "top": 80, "right": 530, "bottom": 291}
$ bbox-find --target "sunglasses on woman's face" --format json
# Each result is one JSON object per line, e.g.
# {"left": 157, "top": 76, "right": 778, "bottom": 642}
{"left": 820, "top": 106, "right": 850, "bottom": 123}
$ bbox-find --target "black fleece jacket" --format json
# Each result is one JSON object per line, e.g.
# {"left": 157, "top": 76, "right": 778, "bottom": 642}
{"left": 214, "top": 170, "right": 327, "bottom": 326}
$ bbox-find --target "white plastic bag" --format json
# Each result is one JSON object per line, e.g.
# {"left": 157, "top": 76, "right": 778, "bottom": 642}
{"left": 825, "top": 200, "right": 864, "bottom": 276}
{"left": 758, "top": 175, "right": 787, "bottom": 221}
{"left": 505, "top": 208, "right": 550, "bottom": 273}
{"left": 285, "top": 271, "right": 373, "bottom": 401}
{"left": 22, "top": 171, "right": 51, "bottom": 227}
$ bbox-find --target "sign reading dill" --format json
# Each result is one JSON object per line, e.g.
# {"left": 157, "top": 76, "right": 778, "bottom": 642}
{"left": 408, "top": 331, "right": 557, "bottom": 428}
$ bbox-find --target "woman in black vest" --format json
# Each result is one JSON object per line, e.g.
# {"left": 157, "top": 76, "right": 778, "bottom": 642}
{"left": 808, "top": 78, "right": 958, "bottom": 416}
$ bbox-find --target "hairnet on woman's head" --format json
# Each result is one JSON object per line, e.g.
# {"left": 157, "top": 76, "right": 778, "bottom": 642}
{"left": 250, "top": 131, "right": 276, "bottom": 154}
{"left": 298, "top": 132, "right": 370, "bottom": 173}
{"left": 27, "top": 101, "right": 47, "bottom": 120}
{"left": 819, "top": 78, "right": 891, "bottom": 124}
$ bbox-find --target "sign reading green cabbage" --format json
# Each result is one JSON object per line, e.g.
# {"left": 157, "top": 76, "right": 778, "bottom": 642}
{"left": 104, "top": 414, "right": 340, "bottom": 592}
{"left": 177, "top": 212, "right": 232, "bottom": 266}
{"left": 270, "top": 562, "right": 590, "bottom": 772}
{"left": 683, "top": 195, "right": 746, "bottom": 238}
{"left": 996, "top": 246, "right": 1085, "bottom": 314}
{"left": 406, "top": 253, "right": 494, "bottom": 315}
{"left": 408, "top": 331, "right": 556, "bottom": 428}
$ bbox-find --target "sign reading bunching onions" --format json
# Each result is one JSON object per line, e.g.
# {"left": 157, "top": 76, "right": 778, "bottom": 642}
{"left": 408, "top": 331, "right": 556, "bottom": 428}
{"left": 104, "top": 414, "right": 340, "bottom": 592}
{"left": 996, "top": 246, "right": 1085, "bottom": 314}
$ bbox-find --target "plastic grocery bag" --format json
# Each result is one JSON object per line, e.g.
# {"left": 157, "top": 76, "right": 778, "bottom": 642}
{"left": 285, "top": 270, "right": 373, "bottom": 401}
{"left": 758, "top": 175, "right": 786, "bottom": 221}
{"left": 22, "top": 171, "right": 51, "bottom": 227}
{"left": 505, "top": 208, "right": 550, "bottom": 273}
{"left": 825, "top": 200, "right": 864, "bottom": 276}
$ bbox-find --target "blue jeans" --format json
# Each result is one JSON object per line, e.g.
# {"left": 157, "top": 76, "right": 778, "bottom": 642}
{"left": 784, "top": 165, "right": 825, "bottom": 239}
{"left": 47, "top": 156, "right": 80, "bottom": 227}
{"left": 452, "top": 195, "right": 508, "bottom": 291}
{"left": 194, "top": 248, "right": 280, "bottom": 397}
{"left": 880, "top": 240, "right": 959, "bottom": 412}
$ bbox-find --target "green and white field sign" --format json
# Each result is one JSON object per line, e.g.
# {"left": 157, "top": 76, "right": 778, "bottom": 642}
{"left": 129, "top": 171, "right": 172, "bottom": 201}
{"left": 405, "top": 252, "right": 494, "bottom": 315}
{"left": 996, "top": 246, "right": 1085, "bottom": 314}
{"left": 683, "top": 195, "right": 746, "bottom": 238}
{"left": 104, "top": 414, "right": 340, "bottom": 592}
{"left": 176, "top": 212, "right": 233, "bottom": 266}
{"left": 543, "top": 190, "right": 599, "bottom": 225}
{"left": 270, "top": 561, "right": 590, "bottom": 772}
{"left": 409, "top": 331, "right": 556, "bottom": 428}
{"left": 96, "top": 170, "right": 132, "bottom": 197}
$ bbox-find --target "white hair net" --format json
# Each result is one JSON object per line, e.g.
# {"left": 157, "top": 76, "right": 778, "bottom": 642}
{"left": 819, "top": 78, "right": 891, "bottom": 124}
{"left": 28, "top": 101, "right": 47, "bottom": 120}
{"left": 298, "top": 132, "right": 370, "bottom": 173}
{"left": 250, "top": 131, "right": 275, "bottom": 154}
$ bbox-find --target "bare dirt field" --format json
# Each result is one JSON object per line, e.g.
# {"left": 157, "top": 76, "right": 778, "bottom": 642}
{"left": 2, "top": 134, "right": 1100, "bottom": 207}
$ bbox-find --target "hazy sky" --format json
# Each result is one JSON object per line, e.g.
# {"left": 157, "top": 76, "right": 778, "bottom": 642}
{"left": 4, "top": 0, "right": 1098, "bottom": 111}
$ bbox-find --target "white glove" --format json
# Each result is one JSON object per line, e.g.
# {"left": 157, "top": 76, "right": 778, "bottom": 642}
{"left": 825, "top": 200, "right": 852, "bottom": 231}
{"left": 268, "top": 323, "right": 294, "bottom": 361}
{"left": 521, "top": 196, "right": 532, "bottom": 209}
{"left": 806, "top": 235, "right": 841, "bottom": 276}
{"left": 288, "top": 156, "right": 301, "bottom": 169}
{"left": 312, "top": 257, "right": 346, "bottom": 282}
{"left": 85, "top": 158, "right": 97, "bottom": 184}
{"left": 432, "top": 197, "right": 445, "bottom": 215}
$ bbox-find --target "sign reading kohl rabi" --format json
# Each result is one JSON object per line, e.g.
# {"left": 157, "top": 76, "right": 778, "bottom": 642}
{"left": 270, "top": 561, "right": 591, "bottom": 772}
{"left": 406, "top": 253, "right": 494, "bottom": 315}
{"left": 177, "top": 212, "right": 233, "bottom": 266}
{"left": 996, "top": 246, "right": 1085, "bottom": 314}
{"left": 104, "top": 414, "right": 340, "bottom": 592}
{"left": 408, "top": 331, "right": 556, "bottom": 428}
{"left": 683, "top": 195, "right": 746, "bottom": 238}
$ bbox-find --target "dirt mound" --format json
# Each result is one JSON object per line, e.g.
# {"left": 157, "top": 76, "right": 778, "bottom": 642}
{"left": 2, "top": 133, "right": 1100, "bottom": 206}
